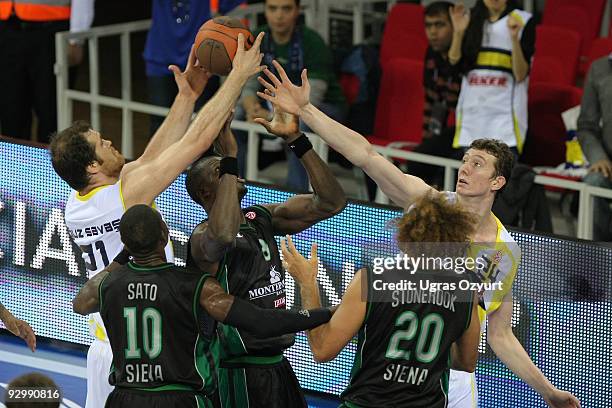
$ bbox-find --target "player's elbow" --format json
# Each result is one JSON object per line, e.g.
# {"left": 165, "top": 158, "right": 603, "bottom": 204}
{"left": 311, "top": 345, "right": 337, "bottom": 363}
{"left": 72, "top": 298, "right": 87, "bottom": 315}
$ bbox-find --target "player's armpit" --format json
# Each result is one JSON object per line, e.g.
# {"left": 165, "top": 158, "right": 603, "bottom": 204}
{"left": 450, "top": 292, "right": 480, "bottom": 372}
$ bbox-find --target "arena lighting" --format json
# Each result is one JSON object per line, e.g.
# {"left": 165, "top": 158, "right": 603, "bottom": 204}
{"left": 0, "top": 140, "right": 610, "bottom": 407}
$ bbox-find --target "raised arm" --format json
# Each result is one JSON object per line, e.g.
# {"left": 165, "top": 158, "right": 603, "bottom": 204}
{"left": 199, "top": 277, "right": 332, "bottom": 337}
{"left": 121, "top": 33, "right": 266, "bottom": 208}
{"left": 257, "top": 61, "right": 433, "bottom": 208}
{"left": 0, "top": 303, "right": 36, "bottom": 352}
{"left": 281, "top": 237, "right": 366, "bottom": 362}
{"left": 488, "top": 292, "right": 581, "bottom": 408}
{"left": 448, "top": 3, "right": 470, "bottom": 65}
{"left": 450, "top": 292, "right": 480, "bottom": 372}
{"left": 190, "top": 121, "right": 243, "bottom": 273}
{"left": 129, "top": 46, "right": 213, "bottom": 167}
{"left": 254, "top": 108, "right": 346, "bottom": 234}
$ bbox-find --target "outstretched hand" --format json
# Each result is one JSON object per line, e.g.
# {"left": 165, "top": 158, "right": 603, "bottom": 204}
{"left": 4, "top": 316, "right": 36, "bottom": 352}
{"left": 254, "top": 92, "right": 301, "bottom": 141}
{"left": 450, "top": 3, "right": 470, "bottom": 33}
{"left": 257, "top": 60, "right": 311, "bottom": 116}
{"left": 169, "top": 45, "right": 213, "bottom": 101}
{"left": 281, "top": 236, "right": 318, "bottom": 286}
{"left": 232, "top": 32, "right": 267, "bottom": 79}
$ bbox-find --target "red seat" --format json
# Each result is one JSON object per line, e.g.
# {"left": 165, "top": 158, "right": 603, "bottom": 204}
{"left": 522, "top": 83, "right": 583, "bottom": 167}
{"left": 380, "top": 3, "right": 426, "bottom": 67}
{"left": 585, "top": 38, "right": 612, "bottom": 73}
{"left": 532, "top": 26, "right": 581, "bottom": 85}
{"left": 543, "top": 0, "right": 606, "bottom": 32}
{"left": 543, "top": 4, "right": 597, "bottom": 64}
{"left": 368, "top": 59, "right": 424, "bottom": 153}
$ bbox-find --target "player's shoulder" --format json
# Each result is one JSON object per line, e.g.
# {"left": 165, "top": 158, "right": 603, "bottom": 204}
{"left": 492, "top": 215, "right": 522, "bottom": 260}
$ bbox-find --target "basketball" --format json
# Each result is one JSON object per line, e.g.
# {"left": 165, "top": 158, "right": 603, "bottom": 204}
{"left": 194, "top": 16, "right": 255, "bottom": 76}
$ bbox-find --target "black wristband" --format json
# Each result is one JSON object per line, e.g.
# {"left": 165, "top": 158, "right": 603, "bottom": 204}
{"left": 113, "top": 248, "right": 131, "bottom": 265}
{"left": 288, "top": 134, "right": 313, "bottom": 159}
{"left": 219, "top": 157, "right": 238, "bottom": 177}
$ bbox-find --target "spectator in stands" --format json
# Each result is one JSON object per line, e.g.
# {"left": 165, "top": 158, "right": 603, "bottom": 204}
{"left": 405, "top": 1, "right": 463, "bottom": 187}
{"left": 0, "top": 0, "right": 93, "bottom": 143}
{"left": 577, "top": 54, "right": 612, "bottom": 241}
{"left": 448, "top": 0, "right": 536, "bottom": 158}
{"left": 144, "top": 0, "right": 245, "bottom": 135}
{"left": 236, "top": 0, "right": 347, "bottom": 191}
{"left": 5, "top": 373, "right": 60, "bottom": 408}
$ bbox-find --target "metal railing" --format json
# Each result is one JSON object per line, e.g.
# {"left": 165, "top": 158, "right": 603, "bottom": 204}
{"left": 55, "top": 5, "right": 612, "bottom": 242}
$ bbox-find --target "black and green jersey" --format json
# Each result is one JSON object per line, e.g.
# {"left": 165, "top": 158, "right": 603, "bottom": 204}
{"left": 99, "top": 262, "right": 214, "bottom": 394}
{"left": 215, "top": 205, "right": 293, "bottom": 361}
{"left": 341, "top": 269, "right": 474, "bottom": 408}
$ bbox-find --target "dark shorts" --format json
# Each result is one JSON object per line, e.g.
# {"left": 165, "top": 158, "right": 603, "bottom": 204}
{"left": 216, "top": 356, "right": 306, "bottom": 408}
{"left": 105, "top": 388, "right": 212, "bottom": 408}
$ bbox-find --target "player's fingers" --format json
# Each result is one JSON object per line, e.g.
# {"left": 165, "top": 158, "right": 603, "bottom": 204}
{"left": 256, "top": 91, "right": 274, "bottom": 104}
{"left": 237, "top": 33, "right": 245, "bottom": 52}
{"left": 286, "top": 235, "right": 298, "bottom": 254}
{"left": 258, "top": 76, "right": 276, "bottom": 93}
{"left": 168, "top": 65, "right": 181, "bottom": 76}
{"left": 263, "top": 68, "right": 282, "bottom": 87}
{"left": 301, "top": 69, "right": 309, "bottom": 87}
{"left": 310, "top": 242, "right": 317, "bottom": 262}
{"left": 252, "top": 31, "right": 265, "bottom": 52}
{"left": 273, "top": 60, "right": 291, "bottom": 84}
{"left": 253, "top": 118, "right": 272, "bottom": 133}
{"left": 187, "top": 44, "right": 196, "bottom": 67}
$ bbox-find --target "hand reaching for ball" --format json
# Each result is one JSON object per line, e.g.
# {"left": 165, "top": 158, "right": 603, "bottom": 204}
{"left": 232, "top": 32, "right": 266, "bottom": 80}
{"left": 169, "top": 45, "right": 212, "bottom": 102}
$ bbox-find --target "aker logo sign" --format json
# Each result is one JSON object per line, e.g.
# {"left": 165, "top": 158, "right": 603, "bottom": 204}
{"left": 249, "top": 266, "right": 285, "bottom": 300}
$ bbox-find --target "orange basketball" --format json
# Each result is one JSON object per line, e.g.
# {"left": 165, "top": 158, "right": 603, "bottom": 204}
{"left": 194, "top": 17, "right": 255, "bottom": 76}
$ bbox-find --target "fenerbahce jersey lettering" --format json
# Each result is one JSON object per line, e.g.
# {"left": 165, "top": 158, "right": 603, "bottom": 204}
{"left": 214, "top": 205, "right": 293, "bottom": 360}
{"left": 341, "top": 269, "right": 475, "bottom": 408}
{"left": 64, "top": 181, "right": 174, "bottom": 342}
{"left": 453, "top": 9, "right": 533, "bottom": 152}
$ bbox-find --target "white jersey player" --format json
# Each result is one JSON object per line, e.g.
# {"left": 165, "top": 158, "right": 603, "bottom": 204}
{"left": 50, "top": 34, "right": 266, "bottom": 408}
{"left": 255, "top": 60, "right": 581, "bottom": 408}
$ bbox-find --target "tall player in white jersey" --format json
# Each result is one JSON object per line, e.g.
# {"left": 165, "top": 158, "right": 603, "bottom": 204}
{"left": 49, "top": 33, "right": 266, "bottom": 408}
{"left": 256, "top": 61, "right": 581, "bottom": 407}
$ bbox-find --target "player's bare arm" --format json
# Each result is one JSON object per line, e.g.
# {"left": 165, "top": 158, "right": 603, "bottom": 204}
{"left": 257, "top": 60, "right": 433, "bottom": 208}
{"left": 190, "top": 118, "right": 243, "bottom": 273}
{"left": 0, "top": 302, "right": 36, "bottom": 352}
{"left": 281, "top": 237, "right": 366, "bottom": 362}
{"left": 72, "top": 261, "right": 123, "bottom": 315}
{"left": 123, "top": 45, "right": 213, "bottom": 175}
{"left": 198, "top": 276, "right": 332, "bottom": 338}
{"left": 488, "top": 292, "right": 581, "bottom": 408}
{"left": 254, "top": 106, "right": 346, "bottom": 234}
{"left": 121, "top": 32, "right": 267, "bottom": 209}
{"left": 450, "top": 292, "right": 480, "bottom": 372}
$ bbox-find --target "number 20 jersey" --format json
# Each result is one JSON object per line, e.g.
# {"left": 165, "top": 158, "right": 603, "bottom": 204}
{"left": 64, "top": 181, "right": 174, "bottom": 342}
